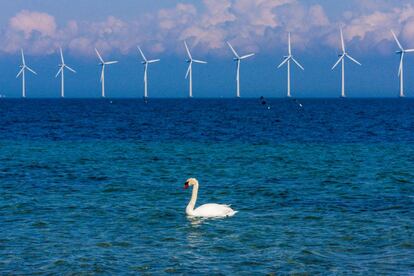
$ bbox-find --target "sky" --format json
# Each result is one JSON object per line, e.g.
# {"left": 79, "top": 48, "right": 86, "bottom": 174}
{"left": 1, "top": 0, "right": 414, "bottom": 98}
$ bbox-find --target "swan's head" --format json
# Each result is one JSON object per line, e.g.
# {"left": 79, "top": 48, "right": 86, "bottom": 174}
{"left": 184, "top": 178, "right": 198, "bottom": 189}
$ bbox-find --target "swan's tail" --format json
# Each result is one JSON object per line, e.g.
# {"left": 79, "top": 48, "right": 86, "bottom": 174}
{"left": 227, "top": 210, "right": 238, "bottom": 217}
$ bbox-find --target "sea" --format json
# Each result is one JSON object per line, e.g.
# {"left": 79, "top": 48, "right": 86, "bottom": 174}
{"left": 0, "top": 98, "right": 413, "bottom": 274}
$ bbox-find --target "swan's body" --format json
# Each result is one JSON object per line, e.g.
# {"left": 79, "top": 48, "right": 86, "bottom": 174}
{"left": 184, "top": 178, "right": 237, "bottom": 218}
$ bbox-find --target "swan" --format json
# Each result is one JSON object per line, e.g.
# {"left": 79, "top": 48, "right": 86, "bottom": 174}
{"left": 184, "top": 178, "right": 237, "bottom": 218}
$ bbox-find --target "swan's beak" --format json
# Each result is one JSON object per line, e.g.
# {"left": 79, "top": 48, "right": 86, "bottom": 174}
{"left": 184, "top": 182, "right": 189, "bottom": 189}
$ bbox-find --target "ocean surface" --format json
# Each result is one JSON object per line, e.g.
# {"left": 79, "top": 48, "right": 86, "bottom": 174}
{"left": 0, "top": 98, "right": 413, "bottom": 274}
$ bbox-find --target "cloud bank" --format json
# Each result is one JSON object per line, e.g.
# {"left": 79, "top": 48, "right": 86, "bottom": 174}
{"left": 1, "top": 0, "right": 414, "bottom": 56}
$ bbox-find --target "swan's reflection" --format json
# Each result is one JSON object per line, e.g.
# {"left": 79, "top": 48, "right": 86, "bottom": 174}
{"left": 185, "top": 217, "right": 206, "bottom": 249}
{"left": 187, "top": 216, "right": 207, "bottom": 227}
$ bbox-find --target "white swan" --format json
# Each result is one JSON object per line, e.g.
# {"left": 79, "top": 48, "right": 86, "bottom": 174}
{"left": 184, "top": 178, "right": 237, "bottom": 218}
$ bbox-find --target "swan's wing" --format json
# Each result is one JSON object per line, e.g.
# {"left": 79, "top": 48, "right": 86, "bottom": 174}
{"left": 193, "top": 203, "right": 237, "bottom": 218}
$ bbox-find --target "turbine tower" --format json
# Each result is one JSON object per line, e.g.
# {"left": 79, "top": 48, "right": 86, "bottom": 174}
{"left": 95, "top": 48, "right": 118, "bottom": 98}
{"left": 138, "top": 46, "right": 160, "bottom": 99}
{"left": 56, "top": 48, "right": 76, "bottom": 98}
{"left": 391, "top": 30, "right": 414, "bottom": 97}
{"left": 184, "top": 41, "right": 207, "bottom": 98}
{"left": 227, "top": 42, "right": 255, "bottom": 98}
{"left": 277, "top": 33, "right": 304, "bottom": 97}
{"left": 16, "top": 49, "right": 37, "bottom": 98}
{"left": 332, "top": 28, "right": 361, "bottom": 98}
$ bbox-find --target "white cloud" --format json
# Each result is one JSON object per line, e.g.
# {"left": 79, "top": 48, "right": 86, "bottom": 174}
{"left": 1, "top": 1, "right": 414, "bottom": 56}
{"left": 9, "top": 10, "right": 57, "bottom": 38}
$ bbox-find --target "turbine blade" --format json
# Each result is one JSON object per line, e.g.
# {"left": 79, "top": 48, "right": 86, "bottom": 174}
{"left": 346, "top": 54, "right": 362, "bottom": 66}
{"left": 185, "top": 63, "right": 192, "bottom": 79}
{"left": 391, "top": 30, "right": 404, "bottom": 51}
{"left": 227, "top": 42, "right": 239, "bottom": 58}
{"left": 184, "top": 41, "right": 192, "bottom": 59}
{"left": 21, "top": 49, "right": 26, "bottom": 65}
{"left": 340, "top": 28, "right": 346, "bottom": 53}
{"left": 398, "top": 53, "right": 404, "bottom": 76}
{"left": 16, "top": 68, "right": 24, "bottom": 78}
{"left": 332, "top": 55, "right": 344, "bottom": 70}
{"left": 105, "top": 61, "right": 118, "bottom": 65}
{"left": 95, "top": 48, "right": 104, "bottom": 63}
{"left": 240, "top": 53, "right": 255, "bottom": 59}
{"left": 292, "top": 57, "right": 304, "bottom": 70}
{"left": 288, "top": 33, "right": 291, "bottom": 55}
{"left": 148, "top": 59, "right": 160, "bottom": 63}
{"left": 66, "top": 65, "right": 77, "bottom": 73}
{"left": 277, "top": 57, "right": 289, "bottom": 68}
{"left": 55, "top": 67, "right": 63, "bottom": 78}
{"left": 138, "top": 46, "right": 147, "bottom": 61}
{"left": 60, "top": 47, "right": 65, "bottom": 64}
{"left": 144, "top": 65, "right": 147, "bottom": 82}
{"left": 26, "top": 66, "right": 37, "bottom": 75}
{"left": 405, "top": 49, "right": 414, "bottom": 53}
{"left": 193, "top": 59, "right": 207, "bottom": 64}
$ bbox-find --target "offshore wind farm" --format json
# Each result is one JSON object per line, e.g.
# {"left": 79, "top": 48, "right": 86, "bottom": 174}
{"left": 5, "top": 28, "right": 414, "bottom": 99}
{"left": 1, "top": 1, "right": 414, "bottom": 275}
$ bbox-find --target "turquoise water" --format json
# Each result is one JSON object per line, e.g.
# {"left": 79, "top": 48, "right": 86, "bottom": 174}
{"left": 0, "top": 99, "right": 413, "bottom": 274}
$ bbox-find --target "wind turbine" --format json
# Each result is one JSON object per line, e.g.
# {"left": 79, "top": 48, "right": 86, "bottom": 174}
{"left": 95, "top": 48, "right": 118, "bottom": 98}
{"left": 16, "top": 49, "right": 37, "bottom": 98}
{"left": 277, "top": 33, "right": 304, "bottom": 97}
{"left": 391, "top": 30, "right": 414, "bottom": 97}
{"left": 332, "top": 28, "right": 361, "bottom": 98}
{"left": 55, "top": 48, "right": 76, "bottom": 98}
{"left": 138, "top": 46, "right": 160, "bottom": 99}
{"left": 227, "top": 42, "right": 255, "bottom": 98}
{"left": 184, "top": 41, "right": 207, "bottom": 98}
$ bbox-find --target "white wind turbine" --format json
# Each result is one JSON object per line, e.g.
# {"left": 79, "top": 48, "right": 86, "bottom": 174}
{"left": 16, "top": 49, "right": 37, "bottom": 98}
{"left": 95, "top": 48, "right": 118, "bottom": 98}
{"left": 227, "top": 42, "right": 255, "bottom": 98}
{"left": 332, "top": 28, "right": 361, "bottom": 98}
{"left": 391, "top": 30, "right": 414, "bottom": 97}
{"left": 184, "top": 41, "right": 207, "bottom": 98}
{"left": 56, "top": 48, "right": 76, "bottom": 98}
{"left": 138, "top": 46, "right": 160, "bottom": 98}
{"left": 277, "top": 33, "right": 304, "bottom": 97}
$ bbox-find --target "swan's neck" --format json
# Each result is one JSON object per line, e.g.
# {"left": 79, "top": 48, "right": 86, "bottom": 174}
{"left": 186, "top": 182, "right": 199, "bottom": 216}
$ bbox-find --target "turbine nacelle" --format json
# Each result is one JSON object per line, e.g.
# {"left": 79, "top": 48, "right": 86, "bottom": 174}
{"left": 183, "top": 41, "right": 207, "bottom": 79}
{"left": 16, "top": 49, "right": 37, "bottom": 78}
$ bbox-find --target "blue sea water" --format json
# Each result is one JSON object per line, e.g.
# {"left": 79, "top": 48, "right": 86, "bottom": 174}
{"left": 0, "top": 98, "right": 413, "bottom": 274}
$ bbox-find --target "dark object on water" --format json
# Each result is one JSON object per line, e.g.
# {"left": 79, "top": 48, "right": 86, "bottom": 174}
{"left": 260, "top": 96, "right": 267, "bottom": 105}
{"left": 293, "top": 98, "right": 303, "bottom": 108}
